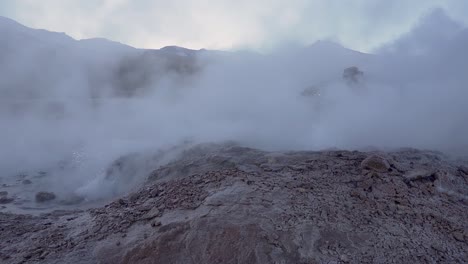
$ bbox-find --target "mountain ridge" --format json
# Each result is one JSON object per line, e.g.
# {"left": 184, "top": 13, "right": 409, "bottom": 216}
{"left": 0, "top": 15, "right": 368, "bottom": 56}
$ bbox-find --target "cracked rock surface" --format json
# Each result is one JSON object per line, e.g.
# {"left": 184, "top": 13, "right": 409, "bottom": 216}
{"left": 1, "top": 144, "right": 467, "bottom": 263}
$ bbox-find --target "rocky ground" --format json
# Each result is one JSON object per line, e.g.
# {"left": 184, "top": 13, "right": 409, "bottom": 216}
{"left": 0, "top": 143, "right": 467, "bottom": 264}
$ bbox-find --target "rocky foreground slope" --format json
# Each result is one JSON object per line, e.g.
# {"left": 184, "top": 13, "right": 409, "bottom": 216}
{"left": 1, "top": 144, "right": 467, "bottom": 264}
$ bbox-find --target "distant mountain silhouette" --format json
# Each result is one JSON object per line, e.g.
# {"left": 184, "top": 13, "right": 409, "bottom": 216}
{"left": 0, "top": 16, "right": 374, "bottom": 99}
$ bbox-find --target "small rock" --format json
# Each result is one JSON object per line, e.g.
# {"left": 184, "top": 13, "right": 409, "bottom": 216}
{"left": 458, "top": 166, "right": 468, "bottom": 175}
{"left": 361, "top": 155, "right": 390, "bottom": 172}
{"left": 151, "top": 221, "right": 162, "bottom": 227}
{"left": 39, "top": 250, "right": 49, "bottom": 259}
{"left": 129, "top": 193, "right": 140, "bottom": 202}
{"left": 431, "top": 244, "right": 445, "bottom": 252}
{"left": 350, "top": 190, "right": 364, "bottom": 199}
{"left": 340, "top": 254, "right": 350, "bottom": 262}
{"left": 297, "top": 187, "right": 307, "bottom": 193}
{"left": 453, "top": 232, "right": 465, "bottom": 242}
{"left": 37, "top": 171, "right": 48, "bottom": 177}
{"left": 35, "top": 192, "right": 56, "bottom": 203}
{"left": 60, "top": 194, "right": 85, "bottom": 205}
{"left": 150, "top": 189, "right": 159, "bottom": 197}
{"left": 0, "top": 196, "right": 14, "bottom": 204}
{"left": 404, "top": 169, "right": 437, "bottom": 182}
{"left": 144, "top": 208, "right": 160, "bottom": 220}
{"left": 22, "top": 179, "right": 32, "bottom": 185}
{"left": 0, "top": 191, "right": 7, "bottom": 196}
{"left": 288, "top": 165, "right": 306, "bottom": 171}
{"left": 116, "top": 241, "right": 121, "bottom": 246}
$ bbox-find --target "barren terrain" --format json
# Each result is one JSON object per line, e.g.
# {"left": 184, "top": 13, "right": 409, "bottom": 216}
{"left": 1, "top": 144, "right": 467, "bottom": 263}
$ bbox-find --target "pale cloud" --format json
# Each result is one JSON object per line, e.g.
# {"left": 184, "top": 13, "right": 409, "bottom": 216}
{"left": 1, "top": 0, "right": 468, "bottom": 51}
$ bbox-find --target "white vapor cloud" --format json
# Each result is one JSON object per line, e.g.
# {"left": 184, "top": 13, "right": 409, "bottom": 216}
{"left": 0, "top": 7, "right": 467, "bottom": 207}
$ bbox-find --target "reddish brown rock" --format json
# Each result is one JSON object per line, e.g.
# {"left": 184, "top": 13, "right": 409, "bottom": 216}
{"left": 361, "top": 155, "right": 390, "bottom": 172}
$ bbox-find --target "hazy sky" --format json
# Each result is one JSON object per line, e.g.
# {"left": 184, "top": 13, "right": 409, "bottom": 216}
{"left": 1, "top": 0, "right": 468, "bottom": 51}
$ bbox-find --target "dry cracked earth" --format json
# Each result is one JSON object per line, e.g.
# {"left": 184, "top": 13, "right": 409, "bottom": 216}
{"left": 0, "top": 143, "right": 467, "bottom": 264}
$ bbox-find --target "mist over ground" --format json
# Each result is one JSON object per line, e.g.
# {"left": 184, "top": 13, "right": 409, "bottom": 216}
{"left": 0, "top": 9, "right": 467, "bottom": 202}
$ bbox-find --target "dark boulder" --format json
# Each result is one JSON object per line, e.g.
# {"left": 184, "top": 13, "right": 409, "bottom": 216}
{"left": 35, "top": 192, "right": 56, "bottom": 203}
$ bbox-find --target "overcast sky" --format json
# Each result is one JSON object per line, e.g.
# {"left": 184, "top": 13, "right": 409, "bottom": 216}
{"left": 1, "top": 0, "right": 467, "bottom": 52}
